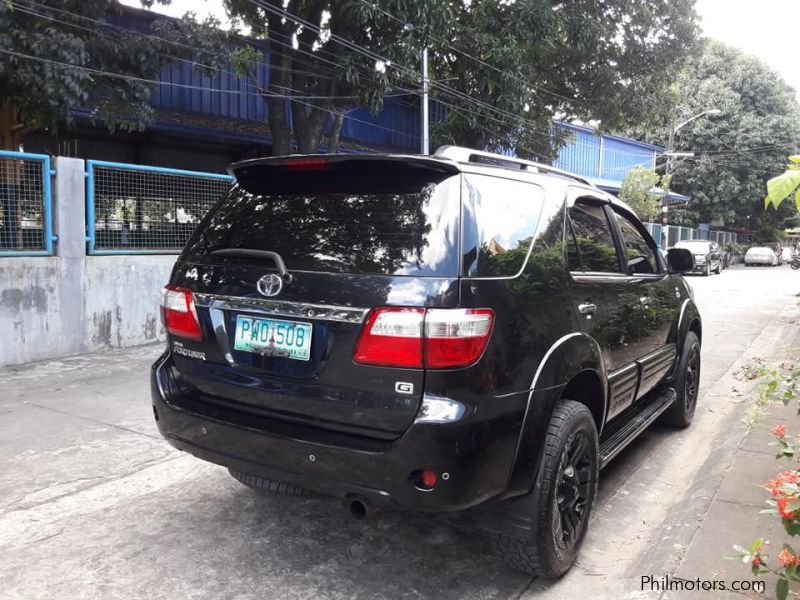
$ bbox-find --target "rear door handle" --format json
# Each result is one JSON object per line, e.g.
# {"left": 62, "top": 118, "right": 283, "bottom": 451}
{"left": 578, "top": 302, "right": 597, "bottom": 315}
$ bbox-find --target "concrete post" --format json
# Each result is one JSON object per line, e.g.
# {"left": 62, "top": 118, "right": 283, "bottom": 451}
{"left": 54, "top": 157, "right": 88, "bottom": 355}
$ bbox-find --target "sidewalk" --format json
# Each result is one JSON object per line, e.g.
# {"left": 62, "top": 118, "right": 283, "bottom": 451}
{"left": 665, "top": 311, "right": 800, "bottom": 598}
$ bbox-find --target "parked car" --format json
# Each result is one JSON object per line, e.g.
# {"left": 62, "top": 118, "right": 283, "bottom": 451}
{"left": 673, "top": 239, "right": 722, "bottom": 276}
{"left": 745, "top": 246, "right": 780, "bottom": 266}
{"left": 151, "top": 146, "right": 703, "bottom": 578}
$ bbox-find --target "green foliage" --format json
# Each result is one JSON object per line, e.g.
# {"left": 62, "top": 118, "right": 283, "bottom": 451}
{"left": 429, "top": 0, "right": 700, "bottom": 160}
{"left": 765, "top": 157, "right": 800, "bottom": 211}
{"left": 619, "top": 40, "right": 800, "bottom": 234}
{"left": 0, "top": 0, "right": 226, "bottom": 146}
{"left": 224, "top": 0, "right": 453, "bottom": 155}
{"left": 731, "top": 363, "right": 800, "bottom": 597}
{"left": 618, "top": 166, "right": 663, "bottom": 221}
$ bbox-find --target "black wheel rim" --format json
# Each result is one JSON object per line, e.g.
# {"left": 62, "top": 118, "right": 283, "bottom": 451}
{"left": 552, "top": 431, "right": 593, "bottom": 552}
{"left": 685, "top": 345, "right": 700, "bottom": 411}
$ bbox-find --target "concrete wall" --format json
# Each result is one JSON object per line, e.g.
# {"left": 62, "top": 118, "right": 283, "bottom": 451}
{"left": 0, "top": 157, "right": 176, "bottom": 368}
{"left": 84, "top": 256, "right": 174, "bottom": 349}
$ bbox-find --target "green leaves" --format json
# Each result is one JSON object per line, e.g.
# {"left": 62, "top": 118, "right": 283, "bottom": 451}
{"left": 765, "top": 169, "right": 800, "bottom": 210}
{"left": 618, "top": 165, "right": 665, "bottom": 221}
{"left": 428, "top": 0, "right": 699, "bottom": 158}
{"left": 618, "top": 40, "right": 800, "bottom": 234}
{"left": 0, "top": 0, "right": 229, "bottom": 145}
{"left": 778, "top": 578, "right": 788, "bottom": 600}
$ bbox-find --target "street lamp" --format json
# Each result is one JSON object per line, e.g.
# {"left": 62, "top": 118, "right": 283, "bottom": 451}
{"left": 660, "top": 108, "right": 723, "bottom": 248}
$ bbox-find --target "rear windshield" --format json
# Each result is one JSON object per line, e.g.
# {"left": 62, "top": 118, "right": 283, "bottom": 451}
{"left": 182, "top": 174, "right": 461, "bottom": 277}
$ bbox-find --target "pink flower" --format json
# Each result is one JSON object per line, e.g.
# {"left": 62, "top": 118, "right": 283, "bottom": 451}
{"left": 778, "top": 496, "right": 799, "bottom": 519}
{"left": 773, "top": 424, "right": 787, "bottom": 438}
{"left": 779, "top": 549, "right": 799, "bottom": 567}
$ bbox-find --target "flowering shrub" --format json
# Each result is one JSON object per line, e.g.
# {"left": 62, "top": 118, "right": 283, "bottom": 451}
{"left": 733, "top": 365, "right": 800, "bottom": 600}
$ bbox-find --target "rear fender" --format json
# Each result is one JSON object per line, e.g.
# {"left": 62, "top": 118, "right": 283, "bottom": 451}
{"left": 504, "top": 332, "right": 606, "bottom": 496}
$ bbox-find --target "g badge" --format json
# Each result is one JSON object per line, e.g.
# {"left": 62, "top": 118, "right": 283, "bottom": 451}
{"left": 395, "top": 382, "right": 414, "bottom": 395}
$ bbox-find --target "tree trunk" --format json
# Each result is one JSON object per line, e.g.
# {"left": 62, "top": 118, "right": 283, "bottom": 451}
{"left": 266, "top": 11, "right": 293, "bottom": 156}
{"left": 0, "top": 101, "right": 34, "bottom": 151}
{"left": 327, "top": 111, "right": 345, "bottom": 153}
{"left": 289, "top": 0, "right": 332, "bottom": 155}
{"left": 460, "top": 129, "right": 488, "bottom": 151}
{"left": 292, "top": 101, "right": 330, "bottom": 154}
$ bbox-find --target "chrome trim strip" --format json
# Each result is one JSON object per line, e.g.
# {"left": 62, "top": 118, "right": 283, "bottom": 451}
{"left": 194, "top": 293, "right": 369, "bottom": 324}
{"left": 529, "top": 332, "right": 584, "bottom": 392}
{"left": 676, "top": 298, "right": 691, "bottom": 337}
{"left": 608, "top": 362, "right": 639, "bottom": 385}
{"left": 208, "top": 307, "right": 236, "bottom": 365}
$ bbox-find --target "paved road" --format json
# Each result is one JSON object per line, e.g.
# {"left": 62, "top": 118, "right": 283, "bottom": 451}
{"left": 1, "top": 265, "right": 798, "bottom": 600}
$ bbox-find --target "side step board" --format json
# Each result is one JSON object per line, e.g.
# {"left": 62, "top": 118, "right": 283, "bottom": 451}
{"left": 598, "top": 387, "right": 677, "bottom": 469}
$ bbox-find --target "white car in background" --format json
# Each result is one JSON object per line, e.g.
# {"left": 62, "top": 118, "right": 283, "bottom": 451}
{"left": 744, "top": 246, "right": 779, "bottom": 266}
{"left": 782, "top": 247, "right": 794, "bottom": 262}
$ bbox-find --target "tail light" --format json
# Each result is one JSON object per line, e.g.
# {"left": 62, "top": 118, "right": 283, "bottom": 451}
{"left": 353, "top": 308, "right": 424, "bottom": 368}
{"left": 353, "top": 307, "right": 494, "bottom": 369}
{"left": 425, "top": 309, "right": 495, "bottom": 368}
{"left": 160, "top": 285, "right": 203, "bottom": 341}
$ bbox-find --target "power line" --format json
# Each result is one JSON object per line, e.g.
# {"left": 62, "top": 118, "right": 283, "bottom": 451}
{"left": 0, "top": 47, "right": 422, "bottom": 141}
{"left": 12, "top": 0, "right": 654, "bottom": 159}
{"left": 354, "top": 0, "right": 593, "bottom": 106}
{"left": 242, "top": 0, "right": 568, "bottom": 141}
{"left": 18, "top": 0, "right": 593, "bottom": 151}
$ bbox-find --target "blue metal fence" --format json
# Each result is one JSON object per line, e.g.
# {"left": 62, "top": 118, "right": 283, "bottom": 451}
{"left": 86, "top": 161, "right": 234, "bottom": 255}
{"left": 0, "top": 150, "right": 55, "bottom": 256}
{"left": 643, "top": 223, "right": 747, "bottom": 248}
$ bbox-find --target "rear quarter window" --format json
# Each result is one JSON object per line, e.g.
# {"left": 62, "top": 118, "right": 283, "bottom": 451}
{"left": 461, "top": 174, "right": 547, "bottom": 277}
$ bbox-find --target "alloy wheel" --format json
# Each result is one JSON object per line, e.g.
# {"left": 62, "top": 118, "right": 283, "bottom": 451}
{"left": 552, "top": 431, "right": 593, "bottom": 552}
{"left": 684, "top": 345, "right": 700, "bottom": 411}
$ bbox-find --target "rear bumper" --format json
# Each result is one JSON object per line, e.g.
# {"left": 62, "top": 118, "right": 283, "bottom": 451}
{"left": 151, "top": 352, "right": 529, "bottom": 512}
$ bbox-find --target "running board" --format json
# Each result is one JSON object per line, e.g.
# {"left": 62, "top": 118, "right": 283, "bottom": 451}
{"left": 598, "top": 387, "right": 677, "bottom": 468}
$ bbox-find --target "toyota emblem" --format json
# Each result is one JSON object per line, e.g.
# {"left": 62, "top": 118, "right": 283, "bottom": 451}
{"left": 257, "top": 273, "right": 283, "bottom": 297}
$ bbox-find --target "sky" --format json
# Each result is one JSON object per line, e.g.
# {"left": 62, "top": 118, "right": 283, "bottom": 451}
{"left": 123, "top": 0, "right": 800, "bottom": 95}
{"left": 695, "top": 0, "right": 800, "bottom": 96}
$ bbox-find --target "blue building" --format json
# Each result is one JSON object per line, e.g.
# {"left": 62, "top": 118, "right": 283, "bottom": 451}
{"left": 21, "top": 4, "right": 675, "bottom": 199}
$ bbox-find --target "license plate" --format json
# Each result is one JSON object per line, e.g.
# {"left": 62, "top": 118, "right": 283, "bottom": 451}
{"left": 233, "top": 315, "right": 312, "bottom": 361}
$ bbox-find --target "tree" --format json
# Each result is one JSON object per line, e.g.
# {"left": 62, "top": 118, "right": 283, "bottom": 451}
{"left": 428, "top": 0, "right": 700, "bottom": 160}
{"left": 618, "top": 166, "right": 667, "bottom": 222}
{"left": 619, "top": 40, "right": 800, "bottom": 236}
{"left": 0, "top": 0, "right": 225, "bottom": 150}
{"left": 226, "top": 0, "right": 453, "bottom": 155}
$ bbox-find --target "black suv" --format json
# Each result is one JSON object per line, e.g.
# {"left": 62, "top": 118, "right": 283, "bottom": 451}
{"left": 673, "top": 239, "right": 722, "bottom": 276}
{"left": 151, "top": 146, "right": 702, "bottom": 577}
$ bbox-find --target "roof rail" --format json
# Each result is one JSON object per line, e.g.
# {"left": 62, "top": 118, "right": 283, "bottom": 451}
{"left": 433, "top": 145, "right": 595, "bottom": 187}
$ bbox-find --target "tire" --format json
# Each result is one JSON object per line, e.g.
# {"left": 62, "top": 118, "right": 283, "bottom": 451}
{"left": 791, "top": 261, "right": 800, "bottom": 271}
{"left": 490, "top": 400, "right": 599, "bottom": 578}
{"left": 715, "top": 263, "right": 722, "bottom": 274}
{"left": 660, "top": 331, "right": 701, "bottom": 428}
{"left": 703, "top": 264, "right": 710, "bottom": 276}
{"left": 228, "top": 468, "right": 317, "bottom": 497}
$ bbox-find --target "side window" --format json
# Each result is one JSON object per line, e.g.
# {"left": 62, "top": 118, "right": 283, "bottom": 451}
{"left": 462, "top": 174, "right": 546, "bottom": 277}
{"left": 613, "top": 211, "right": 659, "bottom": 275}
{"left": 567, "top": 201, "right": 621, "bottom": 273}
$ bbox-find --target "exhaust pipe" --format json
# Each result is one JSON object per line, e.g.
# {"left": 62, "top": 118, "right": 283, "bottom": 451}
{"left": 349, "top": 498, "right": 370, "bottom": 520}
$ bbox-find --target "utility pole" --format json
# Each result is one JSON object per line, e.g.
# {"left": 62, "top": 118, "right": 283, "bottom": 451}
{"left": 420, "top": 47, "right": 429, "bottom": 155}
{"left": 661, "top": 123, "right": 676, "bottom": 249}
{"left": 660, "top": 108, "right": 722, "bottom": 249}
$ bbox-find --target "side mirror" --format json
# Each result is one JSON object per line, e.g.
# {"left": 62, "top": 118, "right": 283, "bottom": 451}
{"left": 667, "top": 248, "right": 695, "bottom": 273}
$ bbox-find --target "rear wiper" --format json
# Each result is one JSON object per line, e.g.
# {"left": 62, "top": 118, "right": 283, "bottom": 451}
{"left": 210, "top": 249, "right": 292, "bottom": 281}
